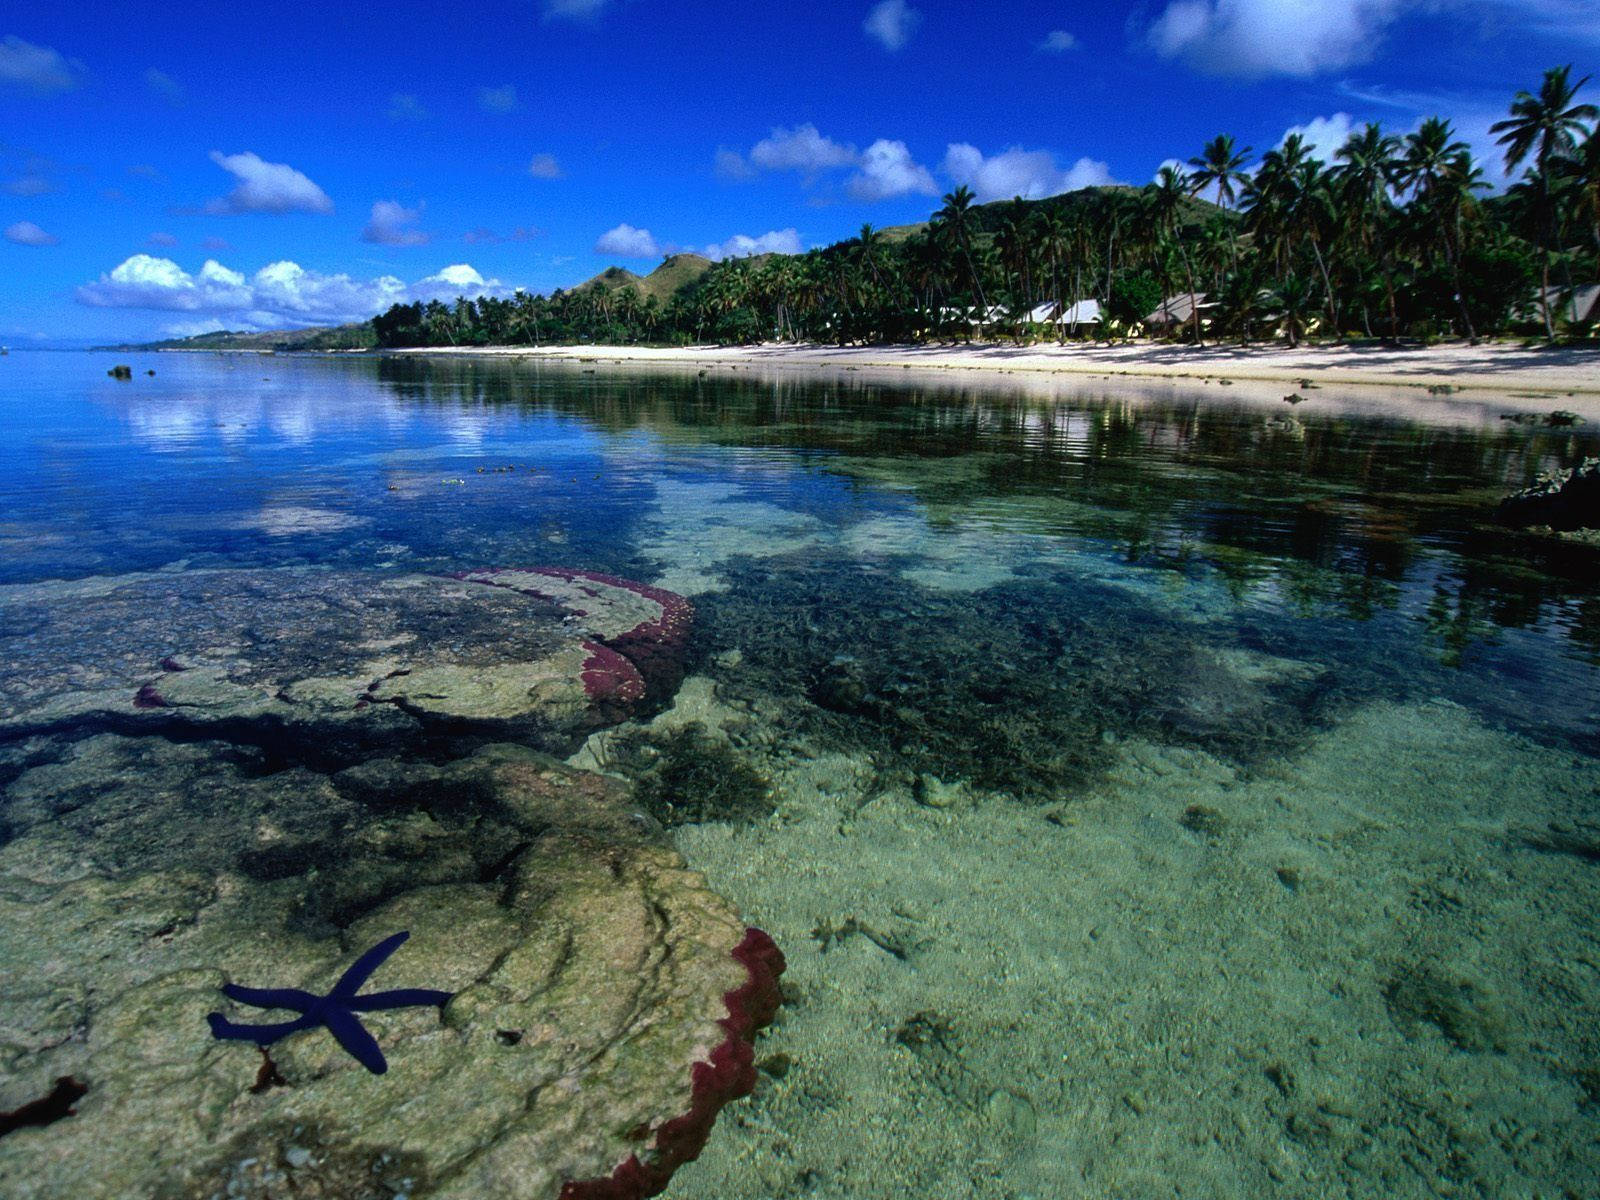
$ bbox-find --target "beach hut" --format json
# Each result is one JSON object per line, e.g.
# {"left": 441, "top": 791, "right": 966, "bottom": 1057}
{"left": 1027, "top": 300, "right": 1103, "bottom": 329}
{"left": 1528, "top": 285, "right": 1600, "bottom": 326}
{"left": 1143, "top": 293, "right": 1213, "bottom": 333}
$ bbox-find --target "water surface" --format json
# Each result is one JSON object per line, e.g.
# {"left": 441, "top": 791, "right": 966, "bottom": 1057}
{"left": 2, "top": 350, "right": 1597, "bottom": 1198}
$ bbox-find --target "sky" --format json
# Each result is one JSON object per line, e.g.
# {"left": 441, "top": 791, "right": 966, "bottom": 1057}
{"left": 2, "top": 0, "right": 1597, "bottom": 344}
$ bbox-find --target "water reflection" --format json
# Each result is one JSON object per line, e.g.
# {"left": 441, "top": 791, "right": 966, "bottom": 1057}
{"left": 2, "top": 350, "right": 1596, "bottom": 734}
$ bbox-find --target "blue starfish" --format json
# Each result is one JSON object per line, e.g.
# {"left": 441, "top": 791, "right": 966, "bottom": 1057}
{"left": 206, "top": 931, "right": 453, "bottom": 1075}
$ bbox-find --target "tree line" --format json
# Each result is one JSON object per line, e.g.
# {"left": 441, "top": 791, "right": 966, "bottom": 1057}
{"left": 374, "top": 65, "right": 1599, "bottom": 351}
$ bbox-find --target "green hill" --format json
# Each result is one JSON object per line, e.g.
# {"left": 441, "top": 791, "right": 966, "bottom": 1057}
{"left": 573, "top": 254, "right": 713, "bottom": 303}
{"left": 96, "top": 322, "right": 376, "bottom": 353}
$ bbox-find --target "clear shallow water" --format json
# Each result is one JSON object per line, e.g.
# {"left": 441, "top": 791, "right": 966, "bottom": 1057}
{"left": 2, "top": 350, "right": 1598, "bottom": 1197}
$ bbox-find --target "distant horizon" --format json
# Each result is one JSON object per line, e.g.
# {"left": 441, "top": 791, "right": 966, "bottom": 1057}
{"left": 3, "top": 0, "right": 1597, "bottom": 343}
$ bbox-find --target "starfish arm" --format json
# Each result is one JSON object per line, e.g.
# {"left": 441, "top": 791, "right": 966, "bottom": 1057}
{"left": 331, "top": 931, "right": 410, "bottom": 1000}
{"left": 220, "top": 983, "right": 320, "bottom": 1011}
{"left": 349, "top": 988, "right": 454, "bottom": 1012}
{"left": 324, "top": 1006, "right": 388, "bottom": 1074}
{"left": 207, "top": 1011, "right": 317, "bottom": 1045}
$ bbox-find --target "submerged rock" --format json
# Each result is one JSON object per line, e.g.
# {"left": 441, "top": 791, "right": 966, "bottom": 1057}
{"left": 0, "top": 742, "right": 783, "bottom": 1199}
{"left": 1494, "top": 457, "right": 1600, "bottom": 532}
{"left": 0, "top": 567, "right": 693, "bottom": 763}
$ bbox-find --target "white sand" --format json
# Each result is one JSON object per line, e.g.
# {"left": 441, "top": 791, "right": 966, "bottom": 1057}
{"left": 397, "top": 340, "right": 1600, "bottom": 417}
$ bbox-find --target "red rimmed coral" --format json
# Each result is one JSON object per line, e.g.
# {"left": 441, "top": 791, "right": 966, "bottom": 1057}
{"left": 561, "top": 928, "right": 786, "bottom": 1200}
{"left": 451, "top": 568, "right": 693, "bottom": 700}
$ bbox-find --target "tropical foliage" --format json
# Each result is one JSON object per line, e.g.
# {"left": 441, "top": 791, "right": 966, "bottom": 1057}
{"left": 375, "top": 67, "right": 1598, "bottom": 350}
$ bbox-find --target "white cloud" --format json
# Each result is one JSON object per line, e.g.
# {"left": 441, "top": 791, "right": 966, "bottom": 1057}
{"left": 205, "top": 151, "right": 334, "bottom": 215}
{"left": 77, "top": 256, "right": 250, "bottom": 310}
{"left": 4, "top": 220, "right": 58, "bottom": 246}
{"left": 416, "top": 264, "right": 493, "bottom": 292}
{"left": 942, "top": 144, "right": 1116, "bottom": 203}
{"left": 527, "top": 153, "right": 563, "bottom": 179}
{"left": 724, "top": 124, "right": 938, "bottom": 204}
{"left": 595, "top": 223, "right": 663, "bottom": 258}
{"left": 1147, "top": 0, "right": 1403, "bottom": 78}
{"left": 77, "top": 255, "right": 507, "bottom": 325}
{"left": 144, "top": 68, "right": 183, "bottom": 104}
{"left": 1039, "top": 29, "right": 1079, "bottom": 51}
{"left": 545, "top": 0, "right": 610, "bottom": 16}
{"left": 750, "top": 124, "right": 860, "bottom": 174}
{"left": 714, "top": 148, "right": 758, "bottom": 181}
{"left": 847, "top": 139, "right": 938, "bottom": 201}
{"left": 1282, "top": 113, "right": 1356, "bottom": 163}
{"left": 702, "top": 229, "right": 804, "bottom": 260}
{"left": 362, "top": 200, "right": 431, "bottom": 246}
{"left": 477, "top": 84, "right": 517, "bottom": 113}
{"left": 388, "top": 93, "right": 429, "bottom": 121}
{"left": 0, "top": 36, "right": 84, "bottom": 93}
{"left": 864, "top": 0, "right": 922, "bottom": 51}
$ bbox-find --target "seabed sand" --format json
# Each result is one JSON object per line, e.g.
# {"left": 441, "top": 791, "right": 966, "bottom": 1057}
{"left": 397, "top": 340, "right": 1600, "bottom": 418}
{"left": 581, "top": 681, "right": 1600, "bottom": 1200}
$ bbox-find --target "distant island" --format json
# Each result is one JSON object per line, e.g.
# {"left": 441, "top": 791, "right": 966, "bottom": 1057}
{"left": 107, "top": 67, "right": 1599, "bottom": 356}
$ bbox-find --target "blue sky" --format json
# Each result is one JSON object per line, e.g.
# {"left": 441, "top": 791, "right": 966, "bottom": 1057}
{"left": 2, "top": 0, "right": 1596, "bottom": 344}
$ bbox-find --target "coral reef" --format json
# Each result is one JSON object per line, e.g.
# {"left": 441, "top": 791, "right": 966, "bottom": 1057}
{"left": 0, "top": 743, "right": 782, "bottom": 1199}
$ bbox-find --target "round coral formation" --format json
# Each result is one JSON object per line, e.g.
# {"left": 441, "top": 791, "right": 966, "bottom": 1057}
{"left": 0, "top": 566, "right": 776, "bottom": 1200}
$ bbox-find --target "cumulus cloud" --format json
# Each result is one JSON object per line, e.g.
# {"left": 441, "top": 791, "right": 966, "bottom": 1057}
{"left": 144, "top": 68, "right": 183, "bottom": 104}
{"left": 846, "top": 139, "right": 938, "bottom": 202}
{"left": 77, "top": 255, "right": 507, "bottom": 326}
{"left": 545, "top": 0, "right": 610, "bottom": 16}
{"left": 702, "top": 229, "right": 804, "bottom": 260}
{"left": 477, "top": 84, "right": 518, "bottom": 113}
{"left": 362, "top": 200, "right": 431, "bottom": 246}
{"left": 750, "top": 124, "right": 859, "bottom": 174}
{"left": 4, "top": 220, "right": 58, "bottom": 246}
{"left": 722, "top": 124, "right": 938, "bottom": 204}
{"left": 205, "top": 151, "right": 334, "bottom": 215}
{"left": 595, "top": 223, "right": 662, "bottom": 258}
{"left": 0, "top": 36, "right": 84, "bottom": 93}
{"left": 942, "top": 144, "right": 1115, "bottom": 203}
{"left": 1147, "top": 0, "right": 1403, "bottom": 77}
{"left": 864, "top": 0, "right": 921, "bottom": 51}
{"left": 388, "top": 93, "right": 429, "bottom": 121}
{"left": 1039, "top": 30, "right": 1078, "bottom": 51}
{"left": 527, "top": 153, "right": 563, "bottom": 179}
{"left": 1282, "top": 112, "right": 1356, "bottom": 163}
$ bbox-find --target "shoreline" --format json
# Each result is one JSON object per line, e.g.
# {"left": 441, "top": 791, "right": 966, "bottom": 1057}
{"left": 391, "top": 338, "right": 1600, "bottom": 426}
{"left": 392, "top": 338, "right": 1600, "bottom": 390}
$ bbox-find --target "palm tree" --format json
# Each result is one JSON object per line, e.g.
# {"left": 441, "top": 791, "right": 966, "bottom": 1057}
{"left": 1189, "top": 134, "right": 1253, "bottom": 207}
{"left": 1490, "top": 65, "right": 1597, "bottom": 335}
{"left": 935, "top": 185, "right": 989, "bottom": 331}
{"left": 1573, "top": 124, "right": 1600, "bottom": 279}
{"left": 1268, "top": 275, "right": 1316, "bottom": 347}
{"left": 1334, "top": 123, "right": 1404, "bottom": 338}
{"left": 1148, "top": 165, "right": 1205, "bottom": 342}
{"left": 1398, "top": 118, "right": 1486, "bottom": 340}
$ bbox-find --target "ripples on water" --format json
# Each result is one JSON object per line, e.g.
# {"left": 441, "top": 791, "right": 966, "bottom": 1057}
{"left": 1, "top": 350, "right": 1597, "bottom": 1198}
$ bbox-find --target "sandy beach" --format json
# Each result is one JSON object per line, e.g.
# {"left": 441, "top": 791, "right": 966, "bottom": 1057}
{"left": 395, "top": 339, "right": 1600, "bottom": 414}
